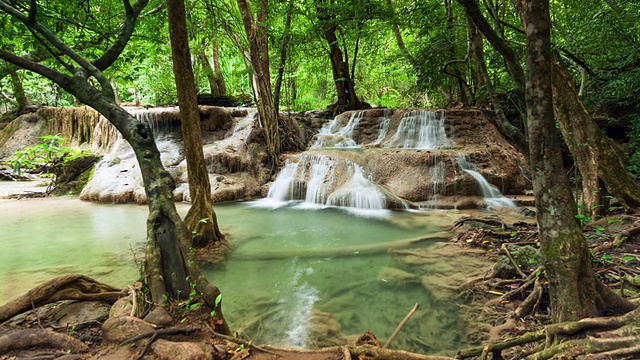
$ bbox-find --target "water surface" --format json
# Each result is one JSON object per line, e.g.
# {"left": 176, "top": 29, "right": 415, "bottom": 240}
{"left": 0, "top": 194, "right": 467, "bottom": 354}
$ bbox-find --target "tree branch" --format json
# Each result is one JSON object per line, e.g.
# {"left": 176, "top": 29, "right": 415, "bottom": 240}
{"left": 0, "top": 49, "right": 72, "bottom": 87}
{"left": 91, "top": 0, "right": 149, "bottom": 71}
{"left": 0, "top": 0, "right": 112, "bottom": 97}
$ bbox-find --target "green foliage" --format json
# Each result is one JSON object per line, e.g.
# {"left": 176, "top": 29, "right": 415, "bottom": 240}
{"left": 210, "top": 293, "right": 222, "bottom": 318}
{"left": 176, "top": 276, "right": 203, "bottom": 323}
{"left": 7, "top": 134, "right": 74, "bottom": 175}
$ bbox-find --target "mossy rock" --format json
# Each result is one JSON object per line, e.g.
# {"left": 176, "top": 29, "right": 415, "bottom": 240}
{"left": 51, "top": 152, "right": 100, "bottom": 195}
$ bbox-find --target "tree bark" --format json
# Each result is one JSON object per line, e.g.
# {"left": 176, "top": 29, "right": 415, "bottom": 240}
{"left": 237, "top": 0, "right": 280, "bottom": 166}
{"left": 167, "top": 0, "right": 225, "bottom": 249}
{"left": 457, "top": 0, "right": 527, "bottom": 134}
{"left": 550, "top": 60, "right": 640, "bottom": 217}
{"left": 316, "top": 0, "right": 365, "bottom": 115}
{"left": 199, "top": 41, "right": 226, "bottom": 96}
{"left": 9, "top": 69, "right": 28, "bottom": 111}
{"left": 273, "top": 0, "right": 294, "bottom": 113}
{"left": 522, "top": 0, "right": 634, "bottom": 322}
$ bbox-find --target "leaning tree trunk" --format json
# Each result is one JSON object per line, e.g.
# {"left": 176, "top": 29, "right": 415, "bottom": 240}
{"left": 76, "top": 87, "right": 230, "bottom": 333}
{"left": 273, "top": 0, "right": 294, "bottom": 113}
{"left": 457, "top": 0, "right": 527, "bottom": 138}
{"left": 167, "top": 0, "right": 225, "bottom": 249}
{"left": 316, "top": 1, "right": 365, "bottom": 115}
{"left": 237, "top": 0, "right": 280, "bottom": 167}
{"left": 551, "top": 60, "right": 640, "bottom": 218}
{"left": 522, "top": 0, "right": 635, "bottom": 323}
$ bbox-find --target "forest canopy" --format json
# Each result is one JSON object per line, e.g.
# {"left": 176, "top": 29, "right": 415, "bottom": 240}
{"left": 1, "top": 0, "right": 639, "bottom": 173}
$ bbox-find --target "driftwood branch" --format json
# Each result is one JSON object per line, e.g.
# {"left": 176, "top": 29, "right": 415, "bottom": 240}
{"left": 383, "top": 302, "right": 420, "bottom": 348}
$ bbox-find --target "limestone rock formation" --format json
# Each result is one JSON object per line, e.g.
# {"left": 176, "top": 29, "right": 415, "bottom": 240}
{"left": 0, "top": 106, "right": 530, "bottom": 209}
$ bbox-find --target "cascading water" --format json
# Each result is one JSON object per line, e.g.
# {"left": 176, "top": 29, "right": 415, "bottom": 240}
{"left": 456, "top": 155, "right": 515, "bottom": 206}
{"left": 268, "top": 109, "right": 457, "bottom": 211}
{"left": 311, "top": 111, "right": 364, "bottom": 148}
{"left": 128, "top": 107, "right": 180, "bottom": 134}
{"left": 262, "top": 154, "right": 388, "bottom": 213}
{"left": 385, "top": 110, "right": 450, "bottom": 149}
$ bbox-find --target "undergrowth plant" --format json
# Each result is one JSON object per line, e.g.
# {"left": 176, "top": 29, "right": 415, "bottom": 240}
{"left": 7, "top": 134, "right": 74, "bottom": 175}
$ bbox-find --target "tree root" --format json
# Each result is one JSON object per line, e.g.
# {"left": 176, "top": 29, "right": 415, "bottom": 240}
{"left": 500, "top": 243, "right": 527, "bottom": 278}
{"left": 457, "top": 306, "right": 640, "bottom": 360}
{"left": 514, "top": 277, "right": 542, "bottom": 319}
{"left": 0, "top": 328, "right": 89, "bottom": 354}
{"left": 347, "top": 345, "right": 455, "bottom": 360}
{"left": 0, "top": 274, "right": 125, "bottom": 323}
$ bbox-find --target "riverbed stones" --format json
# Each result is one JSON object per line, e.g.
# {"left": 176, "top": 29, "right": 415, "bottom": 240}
{"left": 151, "top": 339, "right": 213, "bottom": 360}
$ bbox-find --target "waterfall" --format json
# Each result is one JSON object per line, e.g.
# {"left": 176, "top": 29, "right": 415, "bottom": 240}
{"left": 385, "top": 110, "right": 450, "bottom": 149}
{"left": 422, "top": 157, "right": 446, "bottom": 209}
{"left": 311, "top": 111, "right": 364, "bottom": 149}
{"left": 263, "top": 154, "right": 387, "bottom": 211}
{"left": 456, "top": 155, "right": 515, "bottom": 206}
{"left": 327, "top": 166, "right": 386, "bottom": 209}
{"left": 267, "top": 160, "right": 301, "bottom": 201}
{"left": 128, "top": 107, "right": 181, "bottom": 134}
{"left": 370, "top": 109, "right": 393, "bottom": 145}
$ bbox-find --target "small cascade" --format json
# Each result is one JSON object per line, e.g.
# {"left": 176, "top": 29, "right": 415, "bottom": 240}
{"left": 264, "top": 154, "right": 388, "bottom": 211}
{"left": 456, "top": 156, "right": 515, "bottom": 206}
{"left": 385, "top": 110, "right": 450, "bottom": 149}
{"left": 370, "top": 109, "right": 393, "bottom": 146}
{"left": 311, "top": 111, "right": 364, "bottom": 148}
{"left": 128, "top": 107, "right": 181, "bottom": 134}
{"left": 327, "top": 166, "right": 386, "bottom": 209}
{"left": 423, "top": 157, "right": 446, "bottom": 209}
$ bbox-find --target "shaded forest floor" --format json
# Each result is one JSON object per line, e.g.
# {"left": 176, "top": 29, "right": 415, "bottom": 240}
{"left": 1, "top": 206, "right": 640, "bottom": 360}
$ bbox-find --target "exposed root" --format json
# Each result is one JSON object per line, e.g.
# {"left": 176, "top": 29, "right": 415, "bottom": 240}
{"left": 514, "top": 277, "right": 543, "bottom": 319}
{"left": 0, "top": 274, "right": 125, "bottom": 323}
{"left": 0, "top": 328, "right": 89, "bottom": 354}
{"left": 457, "top": 306, "right": 640, "bottom": 360}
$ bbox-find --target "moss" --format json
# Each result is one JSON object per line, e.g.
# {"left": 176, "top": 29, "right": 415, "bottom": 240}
{"left": 76, "top": 165, "right": 95, "bottom": 192}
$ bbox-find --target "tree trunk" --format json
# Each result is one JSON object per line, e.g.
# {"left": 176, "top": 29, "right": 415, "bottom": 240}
{"left": 316, "top": 0, "right": 365, "bottom": 115}
{"left": 273, "top": 0, "right": 294, "bottom": 113}
{"left": 457, "top": 0, "right": 527, "bottom": 134}
{"left": 237, "top": 0, "right": 280, "bottom": 166}
{"left": 0, "top": 0, "right": 231, "bottom": 334}
{"left": 467, "top": 15, "right": 528, "bottom": 154}
{"left": 198, "top": 42, "right": 226, "bottom": 96}
{"left": 167, "top": 0, "right": 225, "bottom": 249}
{"left": 551, "top": 60, "right": 640, "bottom": 217}
{"left": 386, "top": 0, "right": 417, "bottom": 67}
{"left": 522, "top": 0, "right": 635, "bottom": 322}
{"left": 9, "top": 69, "right": 28, "bottom": 111}
{"left": 444, "top": 0, "right": 470, "bottom": 105}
